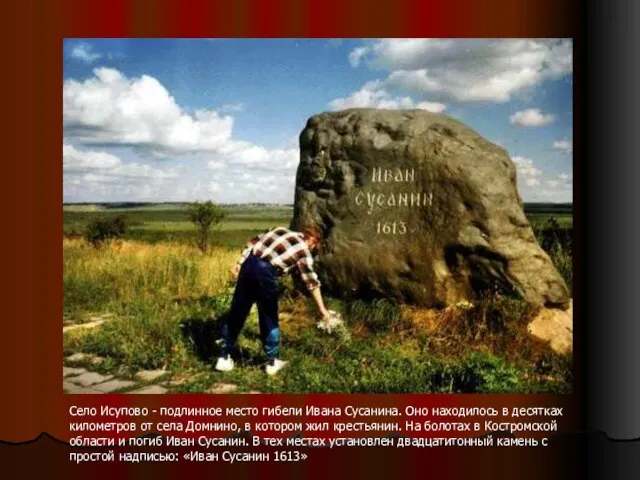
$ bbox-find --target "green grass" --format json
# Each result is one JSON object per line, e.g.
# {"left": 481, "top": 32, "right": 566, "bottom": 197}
{"left": 526, "top": 213, "right": 573, "bottom": 229}
{"left": 343, "top": 298, "right": 402, "bottom": 333}
{"left": 64, "top": 288, "right": 570, "bottom": 394}
{"left": 63, "top": 203, "right": 573, "bottom": 394}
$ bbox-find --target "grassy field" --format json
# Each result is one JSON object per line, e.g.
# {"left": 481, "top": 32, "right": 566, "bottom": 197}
{"left": 63, "top": 203, "right": 573, "bottom": 394}
{"left": 64, "top": 204, "right": 293, "bottom": 247}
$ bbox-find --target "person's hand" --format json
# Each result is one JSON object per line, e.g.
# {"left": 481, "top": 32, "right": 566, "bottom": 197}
{"left": 318, "top": 309, "right": 331, "bottom": 324}
{"left": 230, "top": 264, "right": 240, "bottom": 279}
{"left": 316, "top": 309, "right": 340, "bottom": 334}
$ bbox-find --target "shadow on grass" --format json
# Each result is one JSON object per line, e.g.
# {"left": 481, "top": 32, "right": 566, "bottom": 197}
{"left": 179, "top": 311, "right": 267, "bottom": 368}
{"left": 180, "top": 314, "right": 223, "bottom": 363}
{"left": 233, "top": 348, "right": 269, "bottom": 368}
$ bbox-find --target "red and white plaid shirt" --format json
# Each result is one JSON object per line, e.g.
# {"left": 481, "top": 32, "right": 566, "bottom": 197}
{"left": 237, "top": 226, "right": 321, "bottom": 291}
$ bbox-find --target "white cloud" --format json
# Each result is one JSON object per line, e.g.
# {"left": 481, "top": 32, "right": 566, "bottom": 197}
{"left": 547, "top": 173, "right": 573, "bottom": 190}
{"left": 62, "top": 63, "right": 309, "bottom": 204}
{"left": 348, "top": 39, "right": 572, "bottom": 104}
{"left": 63, "top": 144, "right": 121, "bottom": 171}
{"left": 64, "top": 144, "right": 178, "bottom": 181}
{"left": 220, "top": 103, "right": 245, "bottom": 113}
{"left": 63, "top": 143, "right": 273, "bottom": 204}
{"left": 64, "top": 67, "right": 234, "bottom": 155}
{"left": 63, "top": 143, "right": 185, "bottom": 202}
{"left": 207, "top": 161, "right": 226, "bottom": 171}
{"left": 70, "top": 43, "right": 102, "bottom": 63}
{"left": 329, "top": 80, "right": 446, "bottom": 112}
{"left": 553, "top": 139, "right": 573, "bottom": 153}
{"left": 415, "top": 101, "right": 447, "bottom": 113}
{"left": 510, "top": 158, "right": 573, "bottom": 202}
{"left": 509, "top": 108, "right": 556, "bottom": 127}
{"left": 207, "top": 144, "right": 299, "bottom": 172}
{"left": 64, "top": 68, "right": 300, "bottom": 188}
{"left": 512, "top": 156, "right": 542, "bottom": 183}
{"left": 64, "top": 142, "right": 301, "bottom": 204}
{"left": 348, "top": 47, "right": 368, "bottom": 67}
{"left": 527, "top": 188, "right": 572, "bottom": 202}
{"left": 532, "top": 172, "right": 573, "bottom": 202}
{"left": 246, "top": 183, "right": 279, "bottom": 192}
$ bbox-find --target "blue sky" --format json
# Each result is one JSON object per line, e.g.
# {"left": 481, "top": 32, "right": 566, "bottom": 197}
{"left": 63, "top": 38, "right": 573, "bottom": 204}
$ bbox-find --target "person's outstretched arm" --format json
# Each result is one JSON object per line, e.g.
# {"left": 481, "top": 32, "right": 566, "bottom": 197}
{"left": 296, "top": 253, "right": 330, "bottom": 320}
{"left": 310, "top": 286, "right": 329, "bottom": 320}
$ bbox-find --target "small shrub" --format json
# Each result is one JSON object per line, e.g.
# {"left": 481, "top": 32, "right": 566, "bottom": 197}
{"left": 533, "top": 216, "right": 573, "bottom": 292}
{"left": 85, "top": 215, "right": 128, "bottom": 247}
{"left": 187, "top": 201, "right": 225, "bottom": 253}
{"left": 549, "top": 241, "right": 573, "bottom": 293}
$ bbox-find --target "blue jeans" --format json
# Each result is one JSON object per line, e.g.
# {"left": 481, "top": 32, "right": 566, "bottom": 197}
{"left": 220, "top": 254, "right": 280, "bottom": 360}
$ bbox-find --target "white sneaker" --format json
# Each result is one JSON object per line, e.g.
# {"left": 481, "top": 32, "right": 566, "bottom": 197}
{"left": 215, "top": 355, "right": 234, "bottom": 372}
{"left": 265, "top": 359, "right": 288, "bottom": 376}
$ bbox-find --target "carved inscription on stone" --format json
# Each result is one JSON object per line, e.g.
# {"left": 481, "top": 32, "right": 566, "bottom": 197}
{"left": 352, "top": 167, "right": 433, "bottom": 235}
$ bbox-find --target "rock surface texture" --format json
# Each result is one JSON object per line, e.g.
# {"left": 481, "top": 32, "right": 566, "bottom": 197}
{"left": 528, "top": 300, "right": 573, "bottom": 353}
{"left": 290, "top": 109, "right": 570, "bottom": 308}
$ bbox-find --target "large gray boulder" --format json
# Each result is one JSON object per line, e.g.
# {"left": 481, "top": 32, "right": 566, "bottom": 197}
{"left": 290, "top": 108, "right": 570, "bottom": 309}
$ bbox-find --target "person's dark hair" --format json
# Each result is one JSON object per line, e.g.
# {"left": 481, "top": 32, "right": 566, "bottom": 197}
{"left": 301, "top": 225, "right": 323, "bottom": 242}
